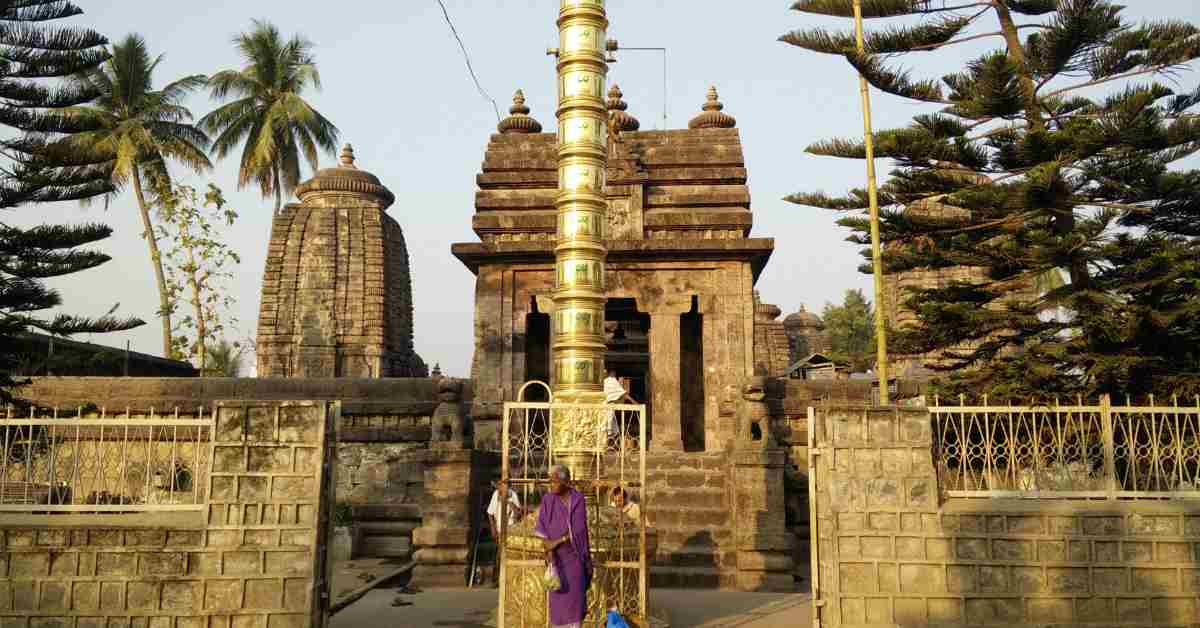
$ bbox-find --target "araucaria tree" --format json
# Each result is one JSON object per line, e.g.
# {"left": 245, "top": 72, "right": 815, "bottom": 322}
{"left": 0, "top": 1, "right": 143, "bottom": 405}
{"left": 56, "top": 33, "right": 212, "bottom": 357}
{"left": 201, "top": 20, "right": 339, "bottom": 214}
{"left": 783, "top": 0, "right": 1200, "bottom": 399}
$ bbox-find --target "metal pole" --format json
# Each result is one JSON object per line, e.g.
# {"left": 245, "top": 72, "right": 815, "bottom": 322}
{"left": 551, "top": 0, "right": 610, "bottom": 407}
{"left": 853, "top": 0, "right": 890, "bottom": 405}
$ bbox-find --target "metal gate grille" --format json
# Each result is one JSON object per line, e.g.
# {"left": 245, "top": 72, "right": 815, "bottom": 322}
{"left": 498, "top": 399, "right": 648, "bottom": 627}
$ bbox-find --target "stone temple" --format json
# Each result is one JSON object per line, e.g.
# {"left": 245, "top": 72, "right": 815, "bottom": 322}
{"left": 256, "top": 145, "right": 427, "bottom": 379}
{"left": 455, "top": 86, "right": 775, "bottom": 454}
{"left": 7, "top": 85, "right": 907, "bottom": 619}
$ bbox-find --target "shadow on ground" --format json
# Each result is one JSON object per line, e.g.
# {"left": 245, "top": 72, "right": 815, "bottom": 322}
{"left": 331, "top": 582, "right": 812, "bottom": 628}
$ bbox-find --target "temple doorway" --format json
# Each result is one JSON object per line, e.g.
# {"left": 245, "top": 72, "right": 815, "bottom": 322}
{"left": 681, "top": 296, "right": 705, "bottom": 452}
{"left": 605, "top": 298, "right": 650, "bottom": 441}
{"left": 523, "top": 299, "right": 551, "bottom": 402}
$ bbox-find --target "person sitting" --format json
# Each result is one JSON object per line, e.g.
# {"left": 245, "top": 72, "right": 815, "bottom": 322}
{"left": 609, "top": 486, "right": 641, "bottom": 524}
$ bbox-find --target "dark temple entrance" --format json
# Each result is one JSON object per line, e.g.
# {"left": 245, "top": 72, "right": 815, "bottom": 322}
{"left": 605, "top": 298, "right": 650, "bottom": 440}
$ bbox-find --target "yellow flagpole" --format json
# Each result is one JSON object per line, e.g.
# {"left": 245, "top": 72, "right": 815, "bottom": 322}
{"left": 853, "top": 0, "right": 890, "bottom": 404}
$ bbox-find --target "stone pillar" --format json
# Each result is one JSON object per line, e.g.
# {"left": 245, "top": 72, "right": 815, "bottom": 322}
{"left": 733, "top": 378, "right": 793, "bottom": 591}
{"left": 411, "top": 443, "right": 481, "bottom": 587}
{"left": 733, "top": 448, "right": 794, "bottom": 591}
{"left": 649, "top": 312, "right": 683, "bottom": 450}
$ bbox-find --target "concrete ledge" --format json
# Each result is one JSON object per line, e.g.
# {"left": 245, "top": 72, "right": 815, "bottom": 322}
{"left": 0, "top": 511, "right": 207, "bottom": 529}
{"left": 942, "top": 497, "right": 1200, "bottom": 515}
{"left": 17, "top": 377, "right": 448, "bottom": 410}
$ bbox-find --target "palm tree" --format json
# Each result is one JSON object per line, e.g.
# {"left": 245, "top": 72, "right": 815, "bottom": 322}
{"left": 200, "top": 20, "right": 339, "bottom": 214}
{"left": 58, "top": 34, "right": 212, "bottom": 357}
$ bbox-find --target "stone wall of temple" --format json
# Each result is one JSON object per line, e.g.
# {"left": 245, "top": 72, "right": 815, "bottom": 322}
{"left": 753, "top": 295, "right": 792, "bottom": 377}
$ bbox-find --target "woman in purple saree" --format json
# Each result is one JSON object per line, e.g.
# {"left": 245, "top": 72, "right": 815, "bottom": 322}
{"left": 535, "top": 464, "right": 593, "bottom": 628}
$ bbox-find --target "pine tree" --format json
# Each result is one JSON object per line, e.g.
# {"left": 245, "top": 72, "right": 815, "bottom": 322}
{"left": 823, "top": 289, "right": 876, "bottom": 373}
{"left": 782, "top": 0, "right": 1200, "bottom": 400}
{"left": 0, "top": 1, "right": 143, "bottom": 405}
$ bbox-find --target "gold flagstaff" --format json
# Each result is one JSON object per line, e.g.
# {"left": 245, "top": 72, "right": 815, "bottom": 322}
{"left": 853, "top": 0, "right": 890, "bottom": 404}
{"left": 552, "top": 0, "right": 610, "bottom": 406}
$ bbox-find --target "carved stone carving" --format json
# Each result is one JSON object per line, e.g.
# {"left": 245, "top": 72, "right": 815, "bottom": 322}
{"left": 737, "top": 376, "right": 773, "bottom": 447}
{"left": 607, "top": 197, "right": 634, "bottom": 239}
{"left": 431, "top": 377, "right": 466, "bottom": 448}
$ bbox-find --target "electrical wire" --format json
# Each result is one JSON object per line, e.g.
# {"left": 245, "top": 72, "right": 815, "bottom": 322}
{"left": 435, "top": 0, "right": 501, "bottom": 123}
{"left": 618, "top": 47, "right": 668, "bottom": 130}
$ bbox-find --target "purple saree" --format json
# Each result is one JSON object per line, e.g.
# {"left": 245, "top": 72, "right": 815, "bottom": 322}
{"left": 535, "top": 488, "right": 593, "bottom": 627}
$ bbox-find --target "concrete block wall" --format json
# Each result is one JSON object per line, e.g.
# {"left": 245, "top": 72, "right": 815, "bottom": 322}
{"left": 16, "top": 377, "right": 450, "bottom": 561}
{"left": 814, "top": 405, "right": 1200, "bottom": 627}
{"left": 0, "top": 400, "right": 335, "bottom": 628}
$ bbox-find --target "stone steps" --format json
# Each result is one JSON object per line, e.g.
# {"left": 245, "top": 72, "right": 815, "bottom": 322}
{"left": 353, "top": 511, "right": 421, "bottom": 560}
{"left": 359, "top": 535, "right": 412, "bottom": 558}
{"left": 653, "top": 544, "right": 735, "bottom": 569}
{"left": 649, "top": 566, "right": 736, "bottom": 589}
{"left": 357, "top": 521, "right": 418, "bottom": 535}
{"left": 639, "top": 452, "right": 738, "bottom": 589}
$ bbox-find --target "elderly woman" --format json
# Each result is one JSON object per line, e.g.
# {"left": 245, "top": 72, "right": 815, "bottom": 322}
{"left": 535, "top": 464, "right": 593, "bottom": 628}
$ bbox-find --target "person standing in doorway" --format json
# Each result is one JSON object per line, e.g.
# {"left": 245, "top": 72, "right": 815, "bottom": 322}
{"left": 603, "top": 369, "right": 636, "bottom": 448}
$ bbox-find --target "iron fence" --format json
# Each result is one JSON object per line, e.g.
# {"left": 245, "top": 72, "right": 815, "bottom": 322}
{"left": 933, "top": 395, "right": 1200, "bottom": 499}
{"left": 498, "top": 398, "right": 649, "bottom": 628}
{"left": 0, "top": 406, "right": 212, "bottom": 512}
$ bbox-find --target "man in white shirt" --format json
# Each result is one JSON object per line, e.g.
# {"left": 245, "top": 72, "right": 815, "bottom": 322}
{"left": 603, "top": 370, "right": 636, "bottom": 443}
{"left": 487, "top": 479, "right": 522, "bottom": 531}
{"left": 485, "top": 479, "right": 522, "bottom": 586}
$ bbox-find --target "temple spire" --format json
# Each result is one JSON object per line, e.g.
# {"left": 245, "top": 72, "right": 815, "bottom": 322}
{"left": 497, "top": 89, "right": 543, "bottom": 134}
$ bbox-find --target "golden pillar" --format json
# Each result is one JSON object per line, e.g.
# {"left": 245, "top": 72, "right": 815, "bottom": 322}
{"left": 552, "top": 0, "right": 609, "bottom": 410}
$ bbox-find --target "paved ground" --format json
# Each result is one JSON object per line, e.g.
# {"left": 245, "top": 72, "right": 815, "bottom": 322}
{"left": 329, "top": 558, "right": 414, "bottom": 613}
{"left": 332, "top": 586, "right": 812, "bottom": 628}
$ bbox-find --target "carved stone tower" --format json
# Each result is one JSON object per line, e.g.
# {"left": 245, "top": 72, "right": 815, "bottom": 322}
{"left": 256, "top": 144, "right": 427, "bottom": 378}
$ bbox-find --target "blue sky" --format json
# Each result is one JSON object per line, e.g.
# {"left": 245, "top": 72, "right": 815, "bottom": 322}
{"left": 11, "top": 1, "right": 1200, "bottom": 376}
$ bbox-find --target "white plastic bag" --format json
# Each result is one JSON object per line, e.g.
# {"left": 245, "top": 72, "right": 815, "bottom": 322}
{"left": 542, "top": 562, "right": 562, "bottom": 592}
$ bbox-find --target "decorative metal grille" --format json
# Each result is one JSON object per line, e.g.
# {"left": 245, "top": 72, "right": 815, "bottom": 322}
{"left": 498, "top": 400, "right": 649, "bottom": 628}
{"left": 933, "top": 395, "right": 1200, "bottom": 499}
{"left": 0, "top": 406, "right": 212, "bottom": 512}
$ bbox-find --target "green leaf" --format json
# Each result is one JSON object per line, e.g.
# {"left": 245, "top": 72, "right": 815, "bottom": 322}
{"left": 1006, "top": 0, "right": 1058, "bottom": 15}
{"left": 845, "top": 50, "right": 945, "bottom": 103}
{"left": 780, "top": 17, "right": 971, "bottom": 55}
{"left": 790, "top": 0, "right": 928, "bottom": 19}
